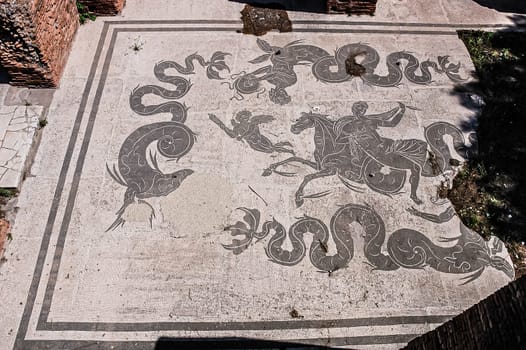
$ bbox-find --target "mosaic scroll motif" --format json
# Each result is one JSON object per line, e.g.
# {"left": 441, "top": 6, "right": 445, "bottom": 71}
{"left": 263, "top": 101, "right": 476, "bottom": 207}
{"left": 106, "top": 52, "right": 231, "bottom": 230}
{"left": 222, "top": 205, "right": 514, "bottom": 284}
{"left": 225, "top": 39, "right": 465, "bottom": 105}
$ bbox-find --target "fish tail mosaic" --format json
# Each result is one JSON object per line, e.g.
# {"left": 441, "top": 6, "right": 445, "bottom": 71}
{"left": 223, "top": 205, "right": 514, "bottom": 283}
{"left": 106, "top": 51, "right": 231, "bottom": 230}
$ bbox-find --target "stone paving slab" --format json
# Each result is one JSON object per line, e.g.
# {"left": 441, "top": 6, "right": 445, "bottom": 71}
{"left": 0, "top": 1, "right": 522, "bottom": 349}
{"left": 0, "top": 106, "right": 41, "bottom": 188}
{"left": 0, "top": 85, "right": 54, "bottom": 188}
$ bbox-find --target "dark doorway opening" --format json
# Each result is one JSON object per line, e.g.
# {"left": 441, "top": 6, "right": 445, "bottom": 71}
{"left": 229, "top": 0, "right": 327, "bottom": 14}
{"left": 0, "top": 64, "right": 11, "bottom": 84}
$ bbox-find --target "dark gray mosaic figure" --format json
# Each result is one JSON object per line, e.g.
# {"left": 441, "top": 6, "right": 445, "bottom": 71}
{"left": 263, "top": 102, "right": 473, "bottom": 207}
{"left": 223, "top": 205, "right": 514, "bottom": 283}
{"left": 226, "top": 39, "right": 465, "bottom": 105}
{"left": 107, "top": 52, "right": 231, "bottom": 230}
{"left": 130, "top": 51, "right": 231, "bottom": 121}
{"left": 106, "top": 122, "right": 196, "bottom": 231}
{"left": 209, "top": 110, "right": 294, "bottom": 155}
{"left": 406, "top": 205, "right": 456, "bottom": 223}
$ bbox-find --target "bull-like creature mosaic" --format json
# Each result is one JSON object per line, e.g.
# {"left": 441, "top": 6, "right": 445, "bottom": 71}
{"left": 225, "top": 39, "right": 465, "bottom": 105}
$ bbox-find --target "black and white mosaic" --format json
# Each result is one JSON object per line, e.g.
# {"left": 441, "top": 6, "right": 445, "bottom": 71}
{"left": 11, "top": 20, "right": 515, "bottom": 350}
{"left": 223, "top": 205, "right": 513, "bottom": 283}
{"left": 225, "top": 39, "right": 465, "bottom": 105}
{"left": 263, "top": 102, "right": 474, "bottom": 207}
{"left": 107, "top": 52, "right": 230, "bottom": 230}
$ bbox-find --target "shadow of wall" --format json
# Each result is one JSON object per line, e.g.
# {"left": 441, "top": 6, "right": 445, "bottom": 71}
{"left": 472, "top": 0, "right": 526, "bottom": 14}
{"left": 229, "top": 0, "right": 328, "bottom": 13}
{"left": 154, "top": 337, "right": 338, "bottom": 350}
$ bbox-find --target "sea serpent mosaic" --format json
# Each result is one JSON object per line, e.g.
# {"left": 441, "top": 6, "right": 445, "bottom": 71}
{"left": 106, "top": 51, "right": 230, "bottom": 230}
{"left": 224, "top": 39, "right": 466, "bottom": 105}
{"left": 105, "top": 41, "right": 512, "bottom": 284}
{"left": 222, "top": 205, "right": 514, "bottom": 283}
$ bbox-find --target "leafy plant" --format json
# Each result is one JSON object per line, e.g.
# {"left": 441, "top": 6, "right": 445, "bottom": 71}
{"left": 129, "top": 37, "right": 144, "bottom": 52}
{"left": 77, "top": 2, "right": 96, "bottom": 24}
{"left": 458, "top": 31, "right": 494, "bottom": 68}
{"left": 39, "top": 119, "right": 48, "bottom": 128}
{"left": 0, "top": 189, "right": 16, "bottom": 198}
{"left": 450, "top": 30, "right": 526, "bottom": 277}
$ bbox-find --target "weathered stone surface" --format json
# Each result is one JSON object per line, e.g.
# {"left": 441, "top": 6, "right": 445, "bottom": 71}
{"left": 1, "top": 19, "right": 515, "bottom": 349}
{"left": 0, "top": 1, "right": 524, "bottom": 349}
{"left": 0, "top": 0, "right": 79, "bottom": 87}
{"left": 0, "top": 105, "right": 41, "bottom": 188}
{"left": 240, "top": 4, "right": 292, "bottom": 36}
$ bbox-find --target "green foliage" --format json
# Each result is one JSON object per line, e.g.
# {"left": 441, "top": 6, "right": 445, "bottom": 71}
{"left": 452, "top": 30, "right": 526, "bottom": 276}
{"left": 458, "top": 30, "right": 520, "bottom": 78}
{"left": 39, "top": 119, "right": 48, "bottom": 128}
{"left": 0, "top": 189, "right": 16, "bottom": 198}
{"left": 458, "top": 30, "right": 494, "bottom": 68}
{"left": 77, "top": 2, "right": 96, "bottom": 24}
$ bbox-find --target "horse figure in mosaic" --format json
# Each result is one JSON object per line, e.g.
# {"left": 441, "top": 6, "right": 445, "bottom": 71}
{"left": 263, "top": 102, "right": 473, "bottom": 207}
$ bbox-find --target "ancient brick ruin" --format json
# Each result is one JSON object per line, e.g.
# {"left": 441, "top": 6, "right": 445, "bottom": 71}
{"left": 0, "top": 0, "right": 380, "bottom": 88}
{"left": 0, "top": 0, "right": 124, "bottom": 87}
{"left": 403, "top": 275, "right": 526, "bottom": 350}
{"left": 0, "top": 0, "right": 79, "bottom": 87}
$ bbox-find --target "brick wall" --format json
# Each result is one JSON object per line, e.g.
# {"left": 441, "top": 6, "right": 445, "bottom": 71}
{"left": 0, "top": 0, "right": 125, "bottom": 88}
{"left": 0, "top": 219, "right": 9, "bottom": 260}
{"left": 403, "top": 276, "right": 526, "bottom": 349}
{"left": 0, "top": 0, "right": 79, "bottom": 87}
{"left": 78, "top": 0, "right": 125, "bottom": 15}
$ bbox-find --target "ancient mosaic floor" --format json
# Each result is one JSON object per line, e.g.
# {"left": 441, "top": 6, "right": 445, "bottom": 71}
{"left": 0, "top": 2, "right": 520, "bottom": 349}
